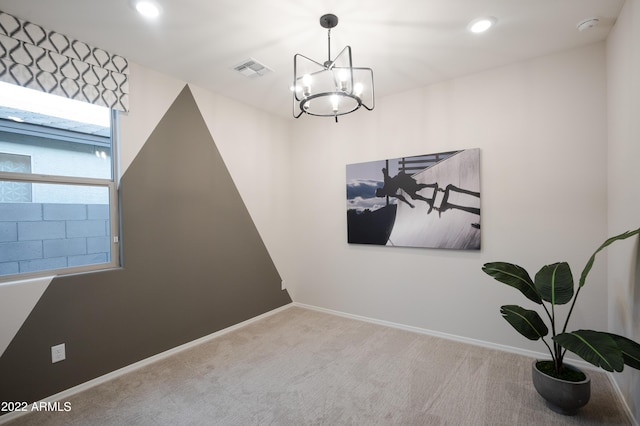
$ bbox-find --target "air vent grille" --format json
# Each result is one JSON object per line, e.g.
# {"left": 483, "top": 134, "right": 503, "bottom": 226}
{"left": 233, "top": 58, "right": 273, "bottom": 78}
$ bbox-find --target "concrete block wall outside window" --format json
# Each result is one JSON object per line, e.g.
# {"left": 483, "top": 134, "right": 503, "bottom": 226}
{"left": 0, "top": 203, "right": 110, "bottom": 276}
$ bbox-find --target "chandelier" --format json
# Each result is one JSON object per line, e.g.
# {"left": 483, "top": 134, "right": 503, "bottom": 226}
{"left": 292, "top": 14, "right": 375, "bottom": 122}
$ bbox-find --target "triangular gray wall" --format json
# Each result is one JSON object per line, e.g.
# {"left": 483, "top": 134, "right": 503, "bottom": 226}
{"left": 0, "top": 85, "right": 291, "bottom": 403}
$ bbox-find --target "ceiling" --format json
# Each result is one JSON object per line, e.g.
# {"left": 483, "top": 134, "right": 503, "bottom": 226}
{"left": 0, "top": 0, "right": 625, "bottom": 120}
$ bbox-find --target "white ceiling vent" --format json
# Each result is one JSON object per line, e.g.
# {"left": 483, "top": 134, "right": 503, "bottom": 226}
{"left": 233, "top": 58, "right": 273, "bottom": 78}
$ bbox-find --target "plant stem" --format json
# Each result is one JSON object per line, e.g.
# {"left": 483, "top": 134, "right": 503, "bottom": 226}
{"left": 541, "top": 337, "right": 555, "bottom": 362}
{"left": 538, "top": 303, "right": 558, "bottom": 364}
{"left": 540, "top": 301, "right": 553, "bottom": 324}
{"left": 561, "top": 286, "right": 582, "bottom": 334}
{"left": 548, "top": 300, "right": 561, "bottom": 369}
{"left": 551, "top": 268, "right": 586, "bottom": 372}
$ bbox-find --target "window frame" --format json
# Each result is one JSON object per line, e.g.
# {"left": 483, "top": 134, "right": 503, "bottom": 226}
{"left": 0, "top": 109, "right": 121, "bottom": 281}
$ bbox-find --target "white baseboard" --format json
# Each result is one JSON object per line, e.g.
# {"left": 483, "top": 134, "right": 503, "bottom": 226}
{"left": 293, "top": 302, "right": 548, "bottom": 360}
{"left": 0, "top": 303, "right": 294, "bottom": 425}
{"left": 293, "top": 302, "right": 604, "bottom": 372}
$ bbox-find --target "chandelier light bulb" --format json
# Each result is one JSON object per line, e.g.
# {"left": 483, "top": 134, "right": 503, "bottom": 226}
{"left": 331, "top": 95, "right": 340, "bottom": 113}
{"left": 338, "top": 69, "right": 349, "bottom": 91}
{"left": 302, "top": 74, "right": 312, "bottom": 96}
{"left": 354, "top": 82, "right": 364, "bottom": 97}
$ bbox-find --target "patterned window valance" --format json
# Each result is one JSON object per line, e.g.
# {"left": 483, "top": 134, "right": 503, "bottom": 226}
{"left": 0, "top": 11, "right": 129, "bottom": 111}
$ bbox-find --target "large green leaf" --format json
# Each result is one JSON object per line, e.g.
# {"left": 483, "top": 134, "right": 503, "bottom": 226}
{"left": 483, "top": 263, "right": 541, "bottom": 304}
{"left": 554, "top": 330, "right": 624, "bottom": 372}
{"left": 579, "top": 228, "right": 640, "bottom": 287}
{"left": 603, "top": 333, "right": 640, "bottom": 370}
{"left": 534, "top": 262, "right": 574, "bottom": 305}
{"left": 500, "top": 305, "right": 548, "bottom": 340}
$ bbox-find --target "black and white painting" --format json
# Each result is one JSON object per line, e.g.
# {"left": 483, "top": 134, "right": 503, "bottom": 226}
{"left": 346, "top": 149, "right": 480, "bottom": 249}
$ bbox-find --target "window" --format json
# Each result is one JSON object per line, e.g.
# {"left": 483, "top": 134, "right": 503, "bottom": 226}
{"left": 0, "top": 82, "right": 120, "bottom": 279}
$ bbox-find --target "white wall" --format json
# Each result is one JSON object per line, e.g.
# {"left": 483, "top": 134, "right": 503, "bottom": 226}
{"left": 607, "top": 0, "right": 640, "bottom": 419}
{"left": 288, "top": 43, "right": 609, "bottom": 356}
{"left": 118, "top": 63, "right": 186, "bottom": 176}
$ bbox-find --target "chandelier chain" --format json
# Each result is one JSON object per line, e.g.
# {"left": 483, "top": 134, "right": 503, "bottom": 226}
{"left": 327, "top": 28, "right": 332, "bottom": 65}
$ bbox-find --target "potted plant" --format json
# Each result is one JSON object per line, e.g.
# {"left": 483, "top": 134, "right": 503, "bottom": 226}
{"left": 482, "top": 228, "right": 640, "bottom": 415}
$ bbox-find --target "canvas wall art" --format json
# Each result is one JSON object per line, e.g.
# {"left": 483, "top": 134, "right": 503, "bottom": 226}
{"left": 346, "top": 149, "right": 480, "bottom": 249}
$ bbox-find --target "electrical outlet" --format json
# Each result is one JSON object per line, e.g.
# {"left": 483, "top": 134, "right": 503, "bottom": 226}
{"left": 51, "top": 343, "right": 66, "bottom": 363}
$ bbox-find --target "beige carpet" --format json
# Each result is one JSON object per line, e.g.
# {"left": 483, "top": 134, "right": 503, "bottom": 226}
{"left": 5, "top": 306, "right": 632, "bottom": 425}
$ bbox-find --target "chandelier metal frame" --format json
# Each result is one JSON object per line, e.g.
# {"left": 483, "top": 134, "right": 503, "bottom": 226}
{"left": 292, "top": 14, "right": 375, "bottom": 122}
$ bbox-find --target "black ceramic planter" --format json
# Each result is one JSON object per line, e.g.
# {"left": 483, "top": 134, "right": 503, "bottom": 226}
{"left": 531, "top": 360, "right": 591, "bottom": 415}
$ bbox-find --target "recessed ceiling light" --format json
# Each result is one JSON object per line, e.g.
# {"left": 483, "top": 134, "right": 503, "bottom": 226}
{"left": 131, "top": 0, "right": 162, "bottom": 19}
{"left": 468, "top": 17, "right": 497, "bottom": 34}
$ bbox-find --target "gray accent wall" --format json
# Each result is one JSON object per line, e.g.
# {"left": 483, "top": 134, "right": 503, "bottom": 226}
{"left": 0, "top": 85, "right": 291, "bottom": 404}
